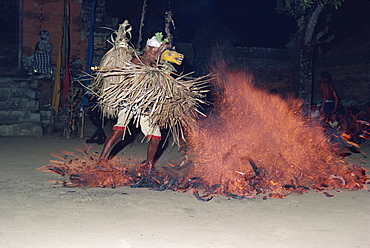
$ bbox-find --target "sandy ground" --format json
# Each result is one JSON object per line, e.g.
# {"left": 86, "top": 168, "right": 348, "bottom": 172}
{"left": 1, "top": 123, "right": 370, "bottom": 248}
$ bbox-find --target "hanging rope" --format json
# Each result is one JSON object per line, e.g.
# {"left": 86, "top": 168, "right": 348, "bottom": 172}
{"left": 136, "top": 0, "right": 147, "bottom": 50}
{"left": 164, "top": 0, "right": 175, "bottom": 47}
{"left": 34, "top": 0, "right": 44, "bottom": 31}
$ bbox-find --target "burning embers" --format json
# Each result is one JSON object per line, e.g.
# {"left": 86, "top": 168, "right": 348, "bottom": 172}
{"left": 36, "top": 146, "right": 218, "bottom": 201}
{"left": 37, "top": 68, "right": 368, "bottom": 200}
{"left": 184, "top": 69, "right": 367, "bottom": 198}
{"left": 184, "top": 69, "right": 368, "bottom": 198}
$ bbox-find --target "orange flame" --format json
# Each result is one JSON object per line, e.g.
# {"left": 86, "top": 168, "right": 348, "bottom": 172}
{"left": 185, "top": 66, "right": 367, "bottom": 198}
{"left": 37, "top": 65, "right": 368, "bottom": 200}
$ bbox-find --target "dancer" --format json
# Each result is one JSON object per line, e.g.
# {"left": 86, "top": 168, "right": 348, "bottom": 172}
{"left": 88, "top": 22, "right": 208, "bottom": 170}
{"left": 99, "top": 36, "right": 169, "bottom": 167}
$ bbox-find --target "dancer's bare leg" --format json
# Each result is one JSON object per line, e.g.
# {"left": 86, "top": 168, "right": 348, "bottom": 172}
{"left": 99, "top": 130, "right": 124, "bottom": 161}
{"left": 145, "top": 138, "right": 160, "bottom": 173}
{"left": 146, "top": 138, "right": 160, "bottom": 163}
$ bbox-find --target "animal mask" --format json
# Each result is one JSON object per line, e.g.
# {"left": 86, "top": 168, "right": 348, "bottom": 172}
{"left": 161, "top": 49, "right": 184, "bottom": 65}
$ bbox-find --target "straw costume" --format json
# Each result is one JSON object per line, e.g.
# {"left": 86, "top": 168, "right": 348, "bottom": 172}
{"left": 87, "top": 21, "right": 209, "bottom": 163}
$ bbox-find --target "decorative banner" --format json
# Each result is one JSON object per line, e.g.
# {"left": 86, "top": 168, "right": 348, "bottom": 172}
{"left": 51, "top": 0, "right": 70, "bottom": 114}
{"left": 62, "top": 0, "right": 70, "bottom": 102}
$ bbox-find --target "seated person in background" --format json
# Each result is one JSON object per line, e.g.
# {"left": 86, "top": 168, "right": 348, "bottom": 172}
{"left": 328, "top": 113, "right": 340, "bottom": 130}
{"left": 337, "top": 112, "right": 349, "bottom": 132}
{"left": 360, "top": 102, "right": 370, "bottom": 121}
{"left": 311, "top": 103, "right": 320, "bottom": 119}
{"left": 347, "top": 106, "right": 364, "bottom": 144}
{"left": 328, "top": 112, "right": 348, "bottom": 133}
{"left": 358, "top": 102, "right": 370, "bottom": 140}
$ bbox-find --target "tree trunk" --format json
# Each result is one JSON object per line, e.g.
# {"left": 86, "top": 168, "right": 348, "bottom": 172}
{"left": 287, "top": 40, "right": 300, "bottom": 97}
{"left": 298, "top": 44, "right": 314, "bottom": 110}
{"left": 286, "top": 3, "right": 325, "bottom": 111}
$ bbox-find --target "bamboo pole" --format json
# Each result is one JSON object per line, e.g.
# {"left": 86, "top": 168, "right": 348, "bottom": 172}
{"left": 80, "top": 109, "right": 85, "bottom": 138}
{"left": 136, "top": 0, "right": 147, "bottom": 50}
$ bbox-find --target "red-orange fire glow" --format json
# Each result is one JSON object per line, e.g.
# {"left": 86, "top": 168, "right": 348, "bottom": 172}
{"left": 185, "top": 68, "right": 367, "bottom": 198}
{"left": 37, "top": 145, "right": 141, "bottom": 188}
{"left": 37, "top": 67, "right": 368, "bottom": 200}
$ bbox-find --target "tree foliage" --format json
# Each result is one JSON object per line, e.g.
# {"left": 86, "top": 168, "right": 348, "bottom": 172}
{"left": 276, "top": 0, "right": 344, "bottom": 19}
{"left": 276, "top": 0, "right": 344, "bottom": 45}
{"left": 275, "top": 0, "right": 345, "bottom": 105}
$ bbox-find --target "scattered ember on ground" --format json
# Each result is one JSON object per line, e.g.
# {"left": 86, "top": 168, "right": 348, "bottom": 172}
{"left": 37, "top": 67, "right": 368, "bottom": 200}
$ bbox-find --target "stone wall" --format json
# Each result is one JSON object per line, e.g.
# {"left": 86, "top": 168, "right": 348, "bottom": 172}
{"left": 313, "top": 64, "right": 370, "bottom": 107}
{"left": 15, "top": 0, "right": 369, "bottom": 134}
{"left": 193, "top": 44, "right": 369, "bottom": 110}
{"left": 22, "top": 0, "right": 85, "bottom": 64}
{"left": 18, "top": 0, "right": 118, "bottom": 135}
{"left": 0, "top": 77, "right": 43, "bottom": 136}
{"left": 314, "top": 51, "right": 370, "bottom": 110}
{"left": 21, "top": 0, "right": 118, "bottom": 72}
{"left": 193, "top": 45, "right": 293, "bottom": 98}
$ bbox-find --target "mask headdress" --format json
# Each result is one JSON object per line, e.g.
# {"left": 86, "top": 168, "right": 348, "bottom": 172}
{"left": 86, "top": 22, "right": 210, "bottom": 146}
{"left": 146, "top": 32, "right": 169, "bottom": 47}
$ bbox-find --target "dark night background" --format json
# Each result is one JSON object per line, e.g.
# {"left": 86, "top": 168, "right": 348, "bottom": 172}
{"left": 0, "top": 0, "right": 368, "bottom": 52}
{"left": 105, "top": 0, "right": 296, "bottom": 48}
{"left": 104, "top": 0, "right": 370, "bottom": 52}
{"left": 0, "top": 0, "right": 368, "bottom": 75}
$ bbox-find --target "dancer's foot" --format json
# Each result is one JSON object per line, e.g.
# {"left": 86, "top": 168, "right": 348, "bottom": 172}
{"left": 140, "top": 160, "right": 155, "bottom": 176}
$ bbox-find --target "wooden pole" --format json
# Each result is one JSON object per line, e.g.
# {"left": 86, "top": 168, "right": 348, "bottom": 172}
{"left": 80, "top": 109, "right": 85, "bottom": 138}
{"left": 49, "top": 109, "right": 54, "bottom": 134}
{"left": 136, "top": 0, "right": 147, "bottom": 50}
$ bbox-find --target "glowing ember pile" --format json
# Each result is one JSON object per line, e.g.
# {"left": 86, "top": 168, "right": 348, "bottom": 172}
{"left": 37, "top": 145, "right": 200, "bottom": 194}
{"left": 37, "top": 145, "right": 138, "bottom": 188}
{"left": 184, "top": 67, "right": 368, "bottom": 198}
{"left": 37, "top": 67, "right": 368, "bottom": 200}
{"left": 37, "top": 145, "right": 185, "bottom": 189}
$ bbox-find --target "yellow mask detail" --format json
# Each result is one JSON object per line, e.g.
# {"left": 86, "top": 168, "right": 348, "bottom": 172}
{"left": 161, "top": 49, "right": 184, "bottom": 65}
